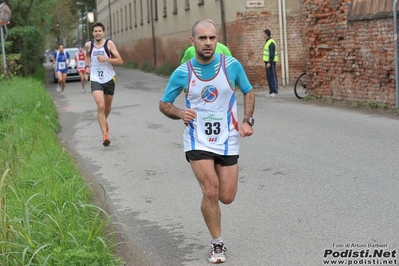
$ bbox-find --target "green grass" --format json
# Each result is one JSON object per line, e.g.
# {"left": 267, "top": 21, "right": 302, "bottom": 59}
{"left": 368, "top": 100, "right": 379, "bottom": 109}
{"left": 0, "top": 71, "right": 123, "bottom": 265}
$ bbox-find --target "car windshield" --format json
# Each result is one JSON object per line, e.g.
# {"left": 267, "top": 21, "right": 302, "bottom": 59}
{"left": 66, "top": 49, "right": 78, "bottom": 60}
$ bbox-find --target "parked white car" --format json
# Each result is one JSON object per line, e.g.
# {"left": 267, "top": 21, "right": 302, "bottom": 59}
{"left": 53, "top": 47, "right": 81, "bottom": 83}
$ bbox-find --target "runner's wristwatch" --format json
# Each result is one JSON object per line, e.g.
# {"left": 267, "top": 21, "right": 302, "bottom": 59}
{"left": 243, "top": 117, "right": 254, "bottom": 126}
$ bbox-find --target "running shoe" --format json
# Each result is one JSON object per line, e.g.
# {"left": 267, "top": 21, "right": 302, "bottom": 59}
{"left": 56, "top": 85, "right": 61, "bottom": 92}
{"left": 102, "top": 134, "right": 110, "bottom": 146}
{"left": 106, "top": 121, "right": 109, "bottom": 134}
{"left": 82, "top": 89, "right": 85, "bottom": 94}
{"left": 208, "top": 243, "right": 227, "bottom": 263}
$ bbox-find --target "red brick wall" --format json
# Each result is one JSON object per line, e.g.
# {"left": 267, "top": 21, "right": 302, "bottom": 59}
{"left": 226, "top": 11, "right": 304, "bottom": 89}
{"left": 119, "top": 37, "right": 186, "bottom": 66}
{"left": 302, "top": 0, "right": 397, "bottom": 108}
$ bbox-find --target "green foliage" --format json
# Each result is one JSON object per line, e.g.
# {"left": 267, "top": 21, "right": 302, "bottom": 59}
{"left": 28, "top": 65, "right": 46, "bottom": 83}
{"left": 381, "top": 103, "right": 389, "bottom": 110}
{"left": 354, "top": 101, "right": 365, "bottom": 108}
{"left": 9, "top": 26, "right": 45, "bottom": 76}
{"left": 344, "top": 99, "right": 352, "bottom": 106}
{"left": 0, "top": 78, "right": 123, "bottom": 265}
{"left": 4, "top": 0, "right": 97, "bottom": 76}
{"left": 5, "top": 0, "right": 52, "bottom": 77}
{"left": 124, "top": 61, "right": 139, "bottom": 69}
{"left": 367, "top": 100, "right": 379, "bottom": 109}
{"left": 140, "top": 61, "right": 156, "bottom": 72}
{"left": 0, "top": 54, "right": 22, "bottom": 80}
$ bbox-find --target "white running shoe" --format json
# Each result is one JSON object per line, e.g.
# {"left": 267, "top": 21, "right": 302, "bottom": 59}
{"left": 208, "top": 243, "right": 227, "bottom": 263}
{"left": 269, "top": 93, "right": 276, "bottom": 97}
{"left": 82, "top": 89, "right": 85, "bottom": 94}
{"left": 56, "top": 85, "right": 61, "bottom": 92}
{"left": 61, "top": 92, "right": 65, "bottom": 96}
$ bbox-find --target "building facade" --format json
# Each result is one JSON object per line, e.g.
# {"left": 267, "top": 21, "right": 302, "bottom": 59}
{"left": 95, "top": 0, "right": 304, "bottom": 89}
{"left": 96, "top": 0, "right": 399, "bottom": 109}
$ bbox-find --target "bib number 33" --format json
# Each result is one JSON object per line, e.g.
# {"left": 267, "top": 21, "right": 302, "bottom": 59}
{"left": 197, "top": 112, "right": 228, "bottom": 145}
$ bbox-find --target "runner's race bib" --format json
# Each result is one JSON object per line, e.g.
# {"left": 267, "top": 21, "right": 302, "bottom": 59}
{"left": 58, "top": 62, "right": 66, "bottom": 70}
{"left": 196, "top": 112, "right": 228, "bottom": 146}
{"left": 95, "top": 66, "right": 106, "bottom": 81}
{"left": 78, "top": 61, "right": 85, "bottom": 70}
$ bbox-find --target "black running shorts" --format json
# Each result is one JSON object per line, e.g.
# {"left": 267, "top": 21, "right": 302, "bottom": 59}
{"left": 185, "top": 150, "right": 239, "bottom": 166}
{"left": 91, "top": 78, "right": 116, "bottom": 95}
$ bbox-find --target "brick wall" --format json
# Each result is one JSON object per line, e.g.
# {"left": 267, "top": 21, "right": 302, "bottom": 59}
{"left": 302, "top": 0, "right": 397, "bottom": 108}
{"left": 226, "top": 11, "right": 304, "bottom": 89}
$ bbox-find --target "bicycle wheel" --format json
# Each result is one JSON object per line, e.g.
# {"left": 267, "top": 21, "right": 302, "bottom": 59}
{"left": 294, "top": 72, "right": 308, "bottom": 99}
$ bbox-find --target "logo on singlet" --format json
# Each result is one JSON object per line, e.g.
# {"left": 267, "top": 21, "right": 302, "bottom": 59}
{"left": 207, "top": 137, "right": 219, "bottom": 143}
{"left": 93, "top": 51, "right": 105, "bottom": 57}
{"left": 201, "top": 85, "right": 218, "bottom": 103}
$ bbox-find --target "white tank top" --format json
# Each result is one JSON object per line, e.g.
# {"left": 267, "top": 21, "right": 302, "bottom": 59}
{"left": 183, "top": 55, "right": 240, "bottom": 155}
{"left": 90, "top": 40, "right": 116, "bottom": 83}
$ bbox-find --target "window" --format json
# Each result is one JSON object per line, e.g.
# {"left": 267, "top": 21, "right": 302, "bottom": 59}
{"left": 129, "top": 3, "right": 132, "bottom": 29}
{"left": 147, "top": 0, "right": 150, "bottom": 23}
{"left": 154, "top": 0, "right": 158, "bottom": 20}
{"left": 120, "top": 8, "right": 123, "bottom": 32}
{"left": 134, "top": 0, "right": 138, "bottom": 27}
{"left": 172, "top": 0, "right": 177, "bottom": 14}
{"left": 185, "top": 0, "right": 190, "bottom": 10}
{"left": 106, "top": 16, "right": 109, "bottom": 33}
{"left": 198, "top": 0, "right": 204, "bottom": 6}
{"left": 163, "top": 0, "right": 167, "bottom": 18}
{"left": 125, "top": 6, "right": 128, "bottom": 31}
{"left": 113, "top": 13, "right": 116, "bottom": 35}
{"left": 140, "top": 0, "right": 143, "bottom": 25}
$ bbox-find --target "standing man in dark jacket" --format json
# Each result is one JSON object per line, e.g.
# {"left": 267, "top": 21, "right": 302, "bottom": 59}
{"left": 263, "top": 29, "right": 279, "bottom": 97}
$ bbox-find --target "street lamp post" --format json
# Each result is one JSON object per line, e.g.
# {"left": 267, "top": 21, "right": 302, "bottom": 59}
{"left": 76, "top": 1, "right": 89, "bottom": 41}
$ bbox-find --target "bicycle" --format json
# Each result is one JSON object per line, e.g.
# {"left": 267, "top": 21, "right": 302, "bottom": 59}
{"left": 294, "top": 72, "right": 308, "bottom": 99}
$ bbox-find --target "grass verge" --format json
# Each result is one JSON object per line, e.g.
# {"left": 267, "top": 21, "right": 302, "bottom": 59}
{"left": 0, "top": 70, "right": 123, "bottom": 265}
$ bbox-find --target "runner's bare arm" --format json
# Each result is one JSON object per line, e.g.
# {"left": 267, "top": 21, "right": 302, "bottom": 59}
{"left": 84, "top": 41, "right": 91, "bottom": 74}
{"left": 159, "top": 101, "right": 196, "bottom": 122}
{"left": 243, "top": 90, "right": 255, "bottom": 120}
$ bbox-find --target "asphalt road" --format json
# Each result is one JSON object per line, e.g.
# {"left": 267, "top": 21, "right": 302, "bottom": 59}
{"left": 45, "top": 62, "right": 399, "bottom": 266}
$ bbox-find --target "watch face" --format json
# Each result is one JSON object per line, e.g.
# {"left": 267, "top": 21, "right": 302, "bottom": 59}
{"left": 247, "top": 117, "right": 254, "bottom": 126}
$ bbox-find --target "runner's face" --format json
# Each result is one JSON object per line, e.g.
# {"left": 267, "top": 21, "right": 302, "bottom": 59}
{"left": 92, "top": 26, "right": 104, "bottom": 41}
{"left": 59, "top": 45, "right": 64, "bottom": 52}
{"left": 191, "top": 24, "right": 217, "bottom": 63}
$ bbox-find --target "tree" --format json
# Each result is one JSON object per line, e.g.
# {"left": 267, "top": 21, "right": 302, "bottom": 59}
{"left": 3, "top": 0, "right": 81, "bottom": 76}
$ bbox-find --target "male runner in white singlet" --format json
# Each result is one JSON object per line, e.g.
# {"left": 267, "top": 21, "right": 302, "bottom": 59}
{"left": 159, "top": 19, "right": 255, "bottom": 264}
{"left": 85, "top": 22, "right": 123, "bottom": 146}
